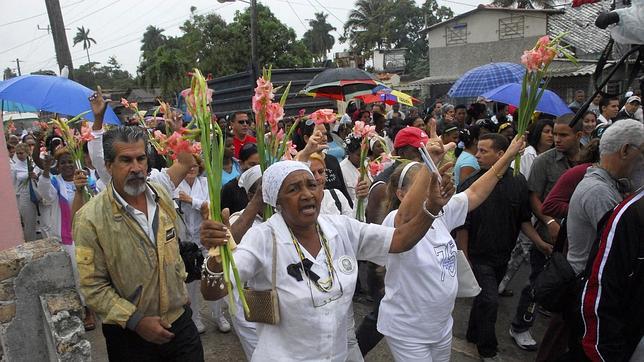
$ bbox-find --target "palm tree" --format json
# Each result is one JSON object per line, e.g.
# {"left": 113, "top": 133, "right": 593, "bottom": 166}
{"left": 72, "top": 26, "right": 97, "bottom": 64}
{"left": 343, "top": 0, "right": 393, "bottom": 53}
{"left": 303, "top": 13, "right": 336, "bottom": 63}
{"left": 141, "top": 26, "right": 167, "bottom": 56}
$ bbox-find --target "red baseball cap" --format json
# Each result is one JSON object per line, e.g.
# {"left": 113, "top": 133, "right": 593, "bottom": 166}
{"left": 394, "top": 126, "right": 429, "bottom": 149}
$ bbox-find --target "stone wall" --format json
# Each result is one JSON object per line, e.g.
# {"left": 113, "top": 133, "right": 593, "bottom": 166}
{"left": 0, "top": 239, "right": 90, "bottom": 361}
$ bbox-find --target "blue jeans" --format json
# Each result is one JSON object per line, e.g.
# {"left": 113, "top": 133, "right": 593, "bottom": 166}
{"left": 467, "top": 263, "right": 507, "bottom": 358}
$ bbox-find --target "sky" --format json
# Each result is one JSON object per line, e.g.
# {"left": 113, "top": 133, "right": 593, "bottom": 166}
{"left": 0, "top": 0, "right": 482, "bottom": 76}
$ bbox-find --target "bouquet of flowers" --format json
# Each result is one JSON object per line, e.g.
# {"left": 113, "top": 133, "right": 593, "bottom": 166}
{"left": 120, "top": 98, "right": 200, "bottom": 163}
{"left": 515, "top": 34, "right": 576, "bottom": 175}
{"left": 189, "top": 69, "right": 249, "bottom": 316}
{"left": 252, "top": 68, "right": 298, "bottom": 219}
{"left": 50, "top": 111, "right": 93, "bottom": 200}
{"left": 351, "top": 121, "right": 377, "bottom": 222}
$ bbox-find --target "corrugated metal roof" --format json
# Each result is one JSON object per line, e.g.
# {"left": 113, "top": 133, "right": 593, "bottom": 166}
{"left": 547, "top": 2, "right": 611, "bottom": 55}
{"left": 408, "top": 75, "right": 459, "bottom": 86}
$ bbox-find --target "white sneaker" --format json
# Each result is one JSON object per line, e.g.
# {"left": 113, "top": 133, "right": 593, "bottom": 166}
{"left": 216, "top": 315, "right": 231, "bottom": 333}
{"left": 509, "top": 328, "right": 537, "bottom": 351}
{"left": 194, "top": 319, "right": 206, "bottom": 334}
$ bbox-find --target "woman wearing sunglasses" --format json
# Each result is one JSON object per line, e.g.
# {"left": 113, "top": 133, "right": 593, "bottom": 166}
{"left": 200, "top": 151, "right": 453, "bottom": 361}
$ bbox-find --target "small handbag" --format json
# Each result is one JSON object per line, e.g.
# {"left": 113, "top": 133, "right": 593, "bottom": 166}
{"left": 456, "top": 250, "right": 482, "bottom": 298}
{"left": 242, "top": 228, "right": 280, "bottom": 324}
{"left": 532, "top": 252, "right": 577, "bottom": 313}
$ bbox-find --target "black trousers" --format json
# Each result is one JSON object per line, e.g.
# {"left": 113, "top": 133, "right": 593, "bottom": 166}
{"left": 102, "top": 306, "right": 204, "bottom": 362}
{"left": 511, "top": 246, "right": 546, "bottom": 332}
{"left": 467, "top": 263, "right": 507, "bottom": 358}
{"left": 356, "top": 261, "right": 386, "bottom": 356}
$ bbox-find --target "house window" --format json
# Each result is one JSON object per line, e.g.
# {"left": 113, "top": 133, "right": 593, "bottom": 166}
{"left": 499, "top": 16, "right": 525, "bottom": 40}
{"left": 446, "top": 23, "right": 467, "bottom": 46}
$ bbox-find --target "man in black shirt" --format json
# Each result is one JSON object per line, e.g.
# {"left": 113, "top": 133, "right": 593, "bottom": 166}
{"left": 456, "top": 134, "right": 544, "bottom": 361}
{"left": 220, "top": 143, "right": 259, "bottom": 213}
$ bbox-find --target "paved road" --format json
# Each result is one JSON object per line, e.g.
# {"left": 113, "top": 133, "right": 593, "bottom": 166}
{"left": 87, "top": 261, "right": 548, "bottom": 361}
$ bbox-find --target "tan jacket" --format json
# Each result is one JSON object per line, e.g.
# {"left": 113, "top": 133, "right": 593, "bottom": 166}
{"left": 73, "top": 181, "right": 188, "bottom": 329}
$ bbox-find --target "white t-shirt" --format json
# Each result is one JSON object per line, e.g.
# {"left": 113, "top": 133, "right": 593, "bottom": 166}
{"left": 233, "top": 212, "right": 394, "bottom": 361}
{"left": 321, "top": 189, "right": 354, "bottom": 218}
{"left": 340, "top": 158, "right": 360, "bottom": 206}
{"left": 377, "top": 192, "right": 469, "bottom": 344}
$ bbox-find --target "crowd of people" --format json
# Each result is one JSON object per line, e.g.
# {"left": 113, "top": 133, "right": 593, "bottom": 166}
{"left": 5, "top": 86, "right": 643, "bottom": 362}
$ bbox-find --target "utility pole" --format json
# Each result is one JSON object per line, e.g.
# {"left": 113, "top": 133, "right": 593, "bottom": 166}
{"left": 11, "top": 59, "right": 22, "bottom": 76}
{"left": 44, "top": 0, "right": 74, "bottom": 79}
{"left": 250, "top": 0, "right": 258, "bottom": 82}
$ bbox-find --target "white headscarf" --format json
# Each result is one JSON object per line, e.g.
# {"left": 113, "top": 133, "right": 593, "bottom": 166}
{"left": 238, "top": 165, "right": 262, "bottom": 194}
{"left": 262, "top": 160, "right": 313, "bottom": 207}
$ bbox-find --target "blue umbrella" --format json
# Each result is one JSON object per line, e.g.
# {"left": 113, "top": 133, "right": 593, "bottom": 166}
{"left": 447, "top": 62, "right": 525, "bottom": 98}
{"left": 1, "top": 100, "right": 37, "bottom": 113}
{"left": 0, "top": 75, "right": 120, "bottom": 124}
{"left": 481, "top": 83, "right": 573, "bottom": 117}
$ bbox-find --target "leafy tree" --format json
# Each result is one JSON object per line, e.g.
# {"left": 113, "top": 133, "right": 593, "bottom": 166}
{"left": 140, "top": 38, "right": 192, "bottom": 98}
{"left": 3, "top": 67, "right": 17, "bottom": 80}
{"left": 72, "top": 26, "right": 97, "bottom": 64}
{"left": 342, "top": 0, "right": 453, "bottom": 77}
{"left": 74, "top": 56, "right": 136, "bottom": 90}
{"left": 303, "top": 13, "right": 336, "bottom": 63}
{"left": 226, "top": 4, "right": 313, "bottom": 71}
{"left": 141, "top": 26, "right": 167, "bottom": 56}
{"left": 343, "top": 0, "right": 392, "bottom": 54}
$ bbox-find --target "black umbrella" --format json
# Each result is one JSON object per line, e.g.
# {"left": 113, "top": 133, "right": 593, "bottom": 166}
{"left": 301, "top": 68, "right": 383, "bottom": 101}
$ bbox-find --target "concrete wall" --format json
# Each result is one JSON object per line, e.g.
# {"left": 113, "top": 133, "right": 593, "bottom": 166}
{"left": 428, "top": 11, "right": 548, "bottom": 49}
{"left": 0, "top": 239, "right": 90, "bottom": 361}
{"left": 428, "top": 36, "right": 540, "bottom": 78}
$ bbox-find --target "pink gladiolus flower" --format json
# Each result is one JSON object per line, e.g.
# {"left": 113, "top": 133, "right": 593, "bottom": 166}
{"left": 120, "top": 98, "right": 130, "bottom": 108}
{"left": 521, "top": 50, "right": 543, "bottom": 72}
{"left": 80, "top": 124, "right": 94, "bottom": 142}
{"left": 353, "top": 121, "right": 365, "bottom": 138}
{"left": 536, "top": 35, "right": 550, "bottom": 49}
{"left": 282, "top": 140, "right": 297, "bottom": 160}
{"left": 309, "top": 109, "right": 336, "bottom": 125}
{"left": 54, "top": 127, "right": 62, "bottom": 137}
{"left": 130, "top": 102, "right": 138, "bottom": 110}
{"left": 191, "top": 142, "right": 202, "bottom": 155}
{"left": 380, "top": 152, "right": 391, "bottom": 163}
{"left": 181, "top": 88, "right": 197, "bottom": 116}
{"left": 153, "top": 130, "right": 167, "bottom": 142}
{"left": 368, "top": 161, "right": 384, "bottom": 177}
{"left": 276, "top": 128, "right": 285, "bottom": 142}
{"left": 254, "top": 77, "right": 274, "bottom": 102}
{"left": 538, "top": 46, "right": 557, "bottom": 65}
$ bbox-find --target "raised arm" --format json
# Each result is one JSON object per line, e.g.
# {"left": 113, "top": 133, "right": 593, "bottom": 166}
{"left": 463, "top": 136, "right": 525, "bottom": 211}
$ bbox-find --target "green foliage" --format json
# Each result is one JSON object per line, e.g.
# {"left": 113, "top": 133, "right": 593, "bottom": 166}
{"left": 74, "top": 56, "right": 136, "bottom": 90}
{"left": 72, "top": 26, "right": 97, "bottom": 64}
{"left": 342, "top": 0, "right": 453, "bottom": 77}
{"left": 303, "top": 13, "right": 336, "bottom": 63}
{"left": 137, "top": 4, "right": 313, "bottom": 96}
{"left": 3, "top": 67, "right": 17, "bottom": 80}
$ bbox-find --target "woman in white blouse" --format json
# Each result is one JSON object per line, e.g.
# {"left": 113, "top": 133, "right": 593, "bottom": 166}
{"left": 377, "top": 136, "right": 524, "bottom": 362}
{"left": 199, "top": 157, "right": 453, "bottom": 362}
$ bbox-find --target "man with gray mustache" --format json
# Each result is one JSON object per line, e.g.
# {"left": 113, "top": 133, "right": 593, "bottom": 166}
{"left": 72, "top": 91, "right": 204, "bottom": 361}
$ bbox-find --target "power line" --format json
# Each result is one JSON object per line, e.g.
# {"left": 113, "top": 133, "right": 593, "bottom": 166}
{"left": 0, "top": 34, "right": 50, "bottom": 56}
{"left": 304, "top": 0, "right": 345, "bottom": 38}
{"left": 0, "top": 0, "right": 86, "bottom": 28}
{"left": 71, "top": 3, "right": 233, "bottom": 63}
{"left": 67, "top": 0, "right": 121, "bottom": 25}
{"left": 285, "top": 0, "right": 308, "bottom": 30}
